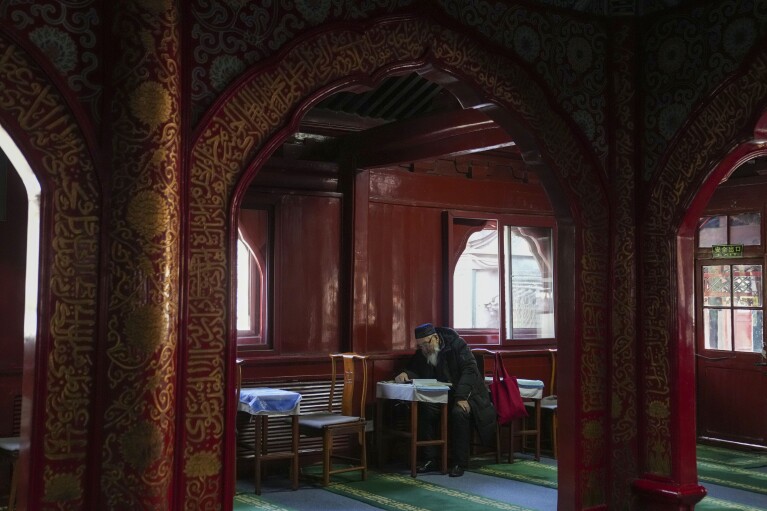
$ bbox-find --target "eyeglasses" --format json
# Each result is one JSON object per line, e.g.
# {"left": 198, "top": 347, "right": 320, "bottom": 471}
{"left": 416, "top": 335, "right": 434, "bottom": 348}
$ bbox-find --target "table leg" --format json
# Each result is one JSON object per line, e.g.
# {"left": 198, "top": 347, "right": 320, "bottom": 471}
{"left": 376, "top": 399, "right": 384, "bottom": 468}
{"left": 410, "top": 401, "right": 418, "bottom": 478}
{"left": 534, "top": 400, "right": 541, "bottom": 461}
{"left": 440, "top": 402, "right": 448, "bottom": 473}
{"left": 254, "top": 416, "right": 263, "bottom": 495}
{"left": 291, "top": 415, "right": 299, "bottom": 490}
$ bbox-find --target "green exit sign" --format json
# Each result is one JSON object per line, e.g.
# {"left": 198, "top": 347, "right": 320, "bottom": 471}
{"left": 712, "top": 244, "right": 743, "bottom": 258}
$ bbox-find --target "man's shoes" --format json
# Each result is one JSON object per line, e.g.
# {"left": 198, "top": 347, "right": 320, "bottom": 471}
{"left": 448, "top": 464, "right": 465, "bottom": 477}
{"left": 416, "top": 460, "right": 438, "bottom": 473}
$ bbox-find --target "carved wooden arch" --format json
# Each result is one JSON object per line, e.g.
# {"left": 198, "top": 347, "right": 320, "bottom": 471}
{"left": 0, "top": 34, "right": 100, "bottom": 511}
{"left": 636, "top": 49, "right": 767, "bottom": 505}
{"left": 184, "top": 16, "right": 610, "bottom": 510}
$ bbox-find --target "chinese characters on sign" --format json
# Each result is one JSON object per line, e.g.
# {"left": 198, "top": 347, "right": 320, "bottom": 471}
{"left": 712, "top": 244, "right": 744, "bottom": 258}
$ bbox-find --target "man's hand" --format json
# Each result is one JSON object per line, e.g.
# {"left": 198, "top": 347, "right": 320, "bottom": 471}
{"left": 394, "top": 372, "right": 410, "bottom": 383}
{"left": 457, "top": 400, "right": 470, "bottom": 413}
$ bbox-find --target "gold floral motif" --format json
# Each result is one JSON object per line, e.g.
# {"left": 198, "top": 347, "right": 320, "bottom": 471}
{"left": 647, "top": 399, "right": 670, "bottom": 420}
{"left": 43, "top": 472, "right": 83, "bottom": 502}
{"left": 120, "top": 420, "right": 165, "bottom": 472}
{"left": 184, "top": 451, "right": 222, "bottom": 478}
{"left": 124, "top": 304, "right": 168, "bottom": 358}
{"left": 583, "top": 419, "right": 603, "bottom": 439}
{"left": 127, "top": 189, "right": 170, "bottom": 239}
{"left": 129, "top": 80, "right": 172, "bottom": 130}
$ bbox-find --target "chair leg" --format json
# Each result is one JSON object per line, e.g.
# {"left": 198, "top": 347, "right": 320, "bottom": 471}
{"left": 360, "top": 428, "right": 367, "bottom": 481}
{"left": 8, "top": 458, "right": 18, "bottom": 511}
{"left": 495, "top": 422, "right": 501, "bottom": 465}
{"left": 552, "top": 413, "right": 558, "bottom": 460}
{"left": 322, "top": 431, "right": 332, "bottom": 486}
{"left": 507, "top": 421, "right": 514, "bottom": 464}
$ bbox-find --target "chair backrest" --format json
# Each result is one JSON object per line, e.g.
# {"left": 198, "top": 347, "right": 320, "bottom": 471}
{"left": 235, "top": 358, "right": 245, "bottom": 404}
{"left": 548, "top": 349, "right": 557, "bottom": 395}
{"left": 329, "top": 353, "right": 369, "bottom": 419}
{"left": 471, "top": 348, "right": 496, "bottom": 378}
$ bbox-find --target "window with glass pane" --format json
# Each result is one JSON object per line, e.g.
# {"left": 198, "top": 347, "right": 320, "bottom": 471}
{"left": 236, "top": 238, "right": 253, "bottom": 331}
{"left": 730, "top": 212, "right": 761, "bottom": 245}
{"left": 453, "top": 224, "right": 499, "bottom": 329}
{"left": 699, "top": 216, "right": 727, "bottom": 247}
{"left": 504, "top": 226, "right": 554, "bottom": 340}
{"left": 237, "top": 207, "right": 269, "bottom": 346}
{"left": 698, "top": 212, "right": 762, "bottom": 248}
{"left": 701, "top": 264, "right": 764, "bottom": 353}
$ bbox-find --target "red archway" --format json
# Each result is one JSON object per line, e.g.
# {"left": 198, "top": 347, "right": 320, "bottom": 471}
{"left": 185, "top": 15, "right": 610, "bottom": 511}
{"left": 637, "top": 44, "right": 767, "bottom": 507}
{"left": 0, "top": 33, "right": 101, "bottom": 511}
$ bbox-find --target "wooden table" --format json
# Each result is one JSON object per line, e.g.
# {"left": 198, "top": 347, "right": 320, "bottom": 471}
{"left": 238, "top": 387, "right": 302, "bottom": 494}
{"left": 375, "top": 381, "right": 449, "bottom": 477}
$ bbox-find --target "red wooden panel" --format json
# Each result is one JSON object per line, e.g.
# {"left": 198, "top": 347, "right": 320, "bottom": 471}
{"left": 276, "top": 195, "right": 342, "bottom": 355}
{"left": 697, "top": 363, "right": 767, "bottom": 444}
{"left": 366, "top": 202, "right": 443, "bottom": 352}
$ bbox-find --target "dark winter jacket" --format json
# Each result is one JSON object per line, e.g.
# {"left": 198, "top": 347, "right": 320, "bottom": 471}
{"left": 402, "top": 327, "right": 497, "bottom": 445}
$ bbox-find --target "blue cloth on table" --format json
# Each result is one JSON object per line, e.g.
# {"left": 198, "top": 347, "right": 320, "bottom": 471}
{"left": 239, "top": 387, "right": 302, "bottom": 414}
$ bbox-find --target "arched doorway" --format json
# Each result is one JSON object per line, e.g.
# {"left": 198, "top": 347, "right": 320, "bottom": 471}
{"left": 0, "top": 128, "right": 39, "bottom": 510}
{"left": 679, "top": 112, "right": 767, "bottom": 449}
{"left": 0, "top": 35, "right": 101, "bottom": 511}
{"left": 184, "top": 15, "right": 610, "bottom": 511}
{"left": 641, "top": 44, "right": 767, "bottom": 506}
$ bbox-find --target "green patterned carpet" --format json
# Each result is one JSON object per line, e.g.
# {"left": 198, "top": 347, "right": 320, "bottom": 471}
{"left": 696, "top": 496, "right": 767, "bottom": 511}
{"left": 234, "top": 493, "right": 295, "bottom": 511}
{"left": 698, "top": 461, "right": 767, "bottom": 495}
{"left": 471, "top": 460, "right": 558, "bottom": 489}
{"left": 324, "top": 472, "right": 537, "bottom": 511}
{"left": 230, "top": 445, "right": 767, "bottom": 511}
{"left": 697, "top": 444, "right": 767, "bottom": 469}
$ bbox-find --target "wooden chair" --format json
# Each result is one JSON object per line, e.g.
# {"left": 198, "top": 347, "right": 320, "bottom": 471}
{"left": 0, "top": 395, "right": 21, "bottom": 511}
{"left": 526, "top": 349, "right": 557, "bottom": 458}
{"left": 472, "top": 349, "right": 542, "bottom": 464}
{"left": 298, "top": 353, "right": 368, "bottom": 486}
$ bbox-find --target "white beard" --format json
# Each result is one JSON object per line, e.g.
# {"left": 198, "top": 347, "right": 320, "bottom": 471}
{"left": 426, "top": 348, "right": 440, "bottom": 367}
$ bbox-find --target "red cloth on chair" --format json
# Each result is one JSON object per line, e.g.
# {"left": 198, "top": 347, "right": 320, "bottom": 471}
{"left": 489, "top": 352, "right": 528, "bottom": 425}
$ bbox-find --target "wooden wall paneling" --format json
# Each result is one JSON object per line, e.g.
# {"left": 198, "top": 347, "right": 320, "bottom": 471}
{"left": 352, "top": 171, "right": 370, "bottom": 353}
{"left": 697, "top": 363, "right": 767, "bottom": 445}
{"left": 704, "top": 178, "right": 767, "bottom": 211}
{"left": 277, "top": 194, "right": 342, "bottom": 355}
{"left": 367, "top": 201, "right": 443, "bottom": 352}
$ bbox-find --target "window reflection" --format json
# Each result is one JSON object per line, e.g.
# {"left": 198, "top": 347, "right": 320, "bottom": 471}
{"left": 450, "top": 215, "right": 555, "bottom": 342}
{"left": 453, "top": 222, "right": 499, "bottom": 329}
{"left": 505, "top": 226, "right": 554, "bottom": 340}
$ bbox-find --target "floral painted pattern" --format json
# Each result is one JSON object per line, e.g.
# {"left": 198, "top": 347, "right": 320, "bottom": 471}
{"left": 29, "top": 26, "right": 77, "bottom": 73}
{"left": 210, "top": 54, "right": 245, "bottom": 92}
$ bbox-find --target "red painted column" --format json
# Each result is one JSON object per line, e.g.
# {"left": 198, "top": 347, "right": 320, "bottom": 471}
{"left": 97, "top": 1, "right": 181, "bottom": 509}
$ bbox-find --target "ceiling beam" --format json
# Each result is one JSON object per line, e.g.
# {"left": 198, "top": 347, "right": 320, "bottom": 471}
{"left": 345, "top": 108, "right": 515, "bottom": 169}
